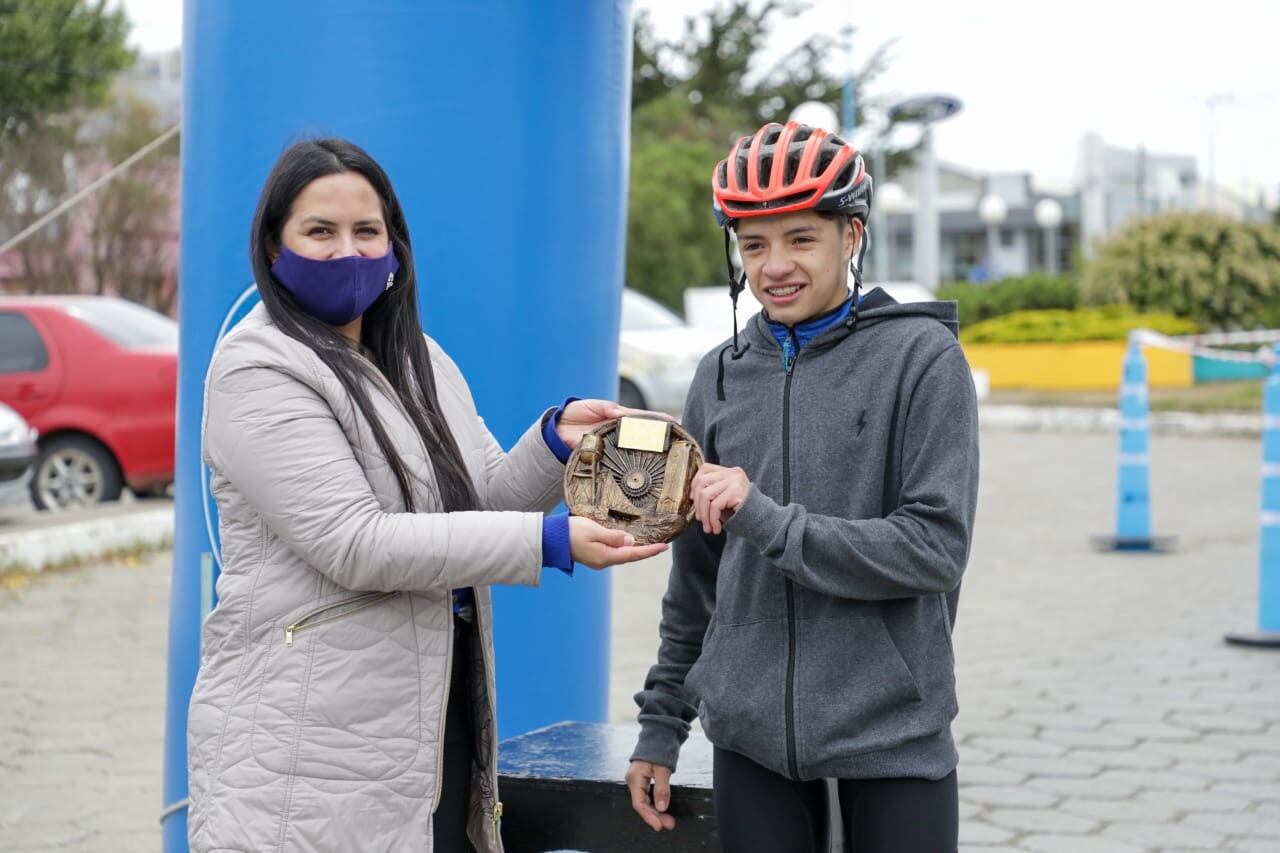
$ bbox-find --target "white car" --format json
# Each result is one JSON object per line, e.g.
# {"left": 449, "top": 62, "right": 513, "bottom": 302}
{"left": 0, "top": 402, "right": 38, "bottom": 508}
{"left": 619, "top": 289, "right": 723, "bottom": 415}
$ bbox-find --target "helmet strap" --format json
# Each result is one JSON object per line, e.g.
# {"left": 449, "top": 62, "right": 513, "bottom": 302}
{"left": 724, "top": 228, "right": 751, "bottom": 357}
{"left": 846, "top": 224, "right": 870, "bottom": 332}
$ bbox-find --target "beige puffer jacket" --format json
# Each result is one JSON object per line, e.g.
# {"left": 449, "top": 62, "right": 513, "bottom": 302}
{"left": 187, "top": 303, "right": 565, "bottom": 852}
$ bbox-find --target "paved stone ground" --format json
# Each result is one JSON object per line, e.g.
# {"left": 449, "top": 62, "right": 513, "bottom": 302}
{"left": 2, "top": 428, "right": 1278, "bottom": 850}
{"left": 610, "top": 430, "right": 1280, "bottom": 851}
{"left": 0, "top": 552, "right": 168, "bottom": 852}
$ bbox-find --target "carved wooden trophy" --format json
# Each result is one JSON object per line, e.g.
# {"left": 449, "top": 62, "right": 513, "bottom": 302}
{"left": 564, "top": 416, "right": 704, "bottom": 546}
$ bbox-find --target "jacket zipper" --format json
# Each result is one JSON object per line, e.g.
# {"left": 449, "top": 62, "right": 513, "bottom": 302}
{"left": 782, "top": 331, "right": 801, "bottom": 780}
{"left": 284, "top": 591, "right": 396, "bottom": 647}
{"left": 431, "top": 606, "right": 455, "bottom": 813}
{"left": 477, "top": 603, "right": 504, "bottom": 846}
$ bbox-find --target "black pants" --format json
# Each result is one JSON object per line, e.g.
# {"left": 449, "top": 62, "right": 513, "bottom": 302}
{"left": 433, "top": 619, "right": 476, "bottom": 852}
{"left": 712, "top": 747, "right": 958, "bottom": 853}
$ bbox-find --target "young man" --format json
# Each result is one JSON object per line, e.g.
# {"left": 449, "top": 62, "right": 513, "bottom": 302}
{"left": 626, "top": 121, "right": 979, "bottom": 852}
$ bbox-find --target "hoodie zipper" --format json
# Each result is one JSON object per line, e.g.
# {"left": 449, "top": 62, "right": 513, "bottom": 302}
{"left": 782, "top": 330, "right": 801, "bottom": 780}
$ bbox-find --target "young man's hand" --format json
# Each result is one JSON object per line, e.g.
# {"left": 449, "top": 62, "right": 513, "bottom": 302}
{"left": 554, "top": 400, "right": 674, "bottom": 449}
{"left": 691, "top": 463, "right": 752, "bottom": 535}
{"left": 625, "top": 760, "right": 676, "bottom": 831}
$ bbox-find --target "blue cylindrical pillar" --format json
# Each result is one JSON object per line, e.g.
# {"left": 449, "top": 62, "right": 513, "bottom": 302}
{"left": 1093, "top": 333, "right": 1173, "bottom": 551}
{"left": 1227, "top": 344, "right": 1280, "bottom": 647}
{"left": 162, "top": 3, "right": 633, "bottom": 848}
{"left": 1116, "top": 336, "right": 1152, "bottom": 543}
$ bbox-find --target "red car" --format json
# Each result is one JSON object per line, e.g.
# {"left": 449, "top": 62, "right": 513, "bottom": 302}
{"left": 0, "top": 296, "right": 178, "bottom": 510}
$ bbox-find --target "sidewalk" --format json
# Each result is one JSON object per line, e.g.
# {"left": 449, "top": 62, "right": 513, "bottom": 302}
{"left": 1, "top": 428, "right": 1278, "bottom": 850}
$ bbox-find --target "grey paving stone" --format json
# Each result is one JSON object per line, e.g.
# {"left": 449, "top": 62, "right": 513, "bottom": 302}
{"left": 960, "top": 764, "right": 1031, "bottom": 786}
{"left": 1133, "top": 788, "right": 1258, "bottom": 812}
{"left": 1179, "top": 809, "right": 1280, "bottom": 838}
{"left": 1103, "top": 821, "right": 1225, "bottom": 848}
{"left": 958, "top": 821, "right": 1016, "bottom": 845}
{"left": 1026, "top": 775, "right": 1140, "bottom": 799}
{"left": 1037, "top": 728, "right": 1139, "bottom": 751}
{"left": 1058, "top": 796, "right": 1177, "bottom": 823}
{"left": 996, "top": 755, "right": 1102, "bottom": 779}
{"left": 1066, "top": 748, "right": 1174, "bottom": 770}
{"left": 1092, "top": 769, "right": 1208, "bottom": 792}
{"left": 1202, "top": 732, "right": 1280, "bottom": 755}
{"left": 1007, "top": 712, "right": 1105, "bottom": 732}
{"left": 1172, "top": 760, "right": 1279, "bottom": 783}
{"left": 1104, "top": 721, "right": 1201, "bottom": 742}
{"left": 1021, "top": 835, "right": 1144, "bottom": 853}
{"left": 1167, "top": 712, "right": 1270, "bottom": 734}
{"left": 970, "top": 736, "right": 1068, "bottom": 758}
{"left": 1139, "top": 740, "right": 1242, "bottom": 763}
{"left": 986, "top": 808, "right": 1098, "bottom": 834}
{"left": 961, "top": 785, "right": 1059, "bottom": 808}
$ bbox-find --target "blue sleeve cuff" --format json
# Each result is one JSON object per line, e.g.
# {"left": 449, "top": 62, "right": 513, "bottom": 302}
{"left": 542, "top": 513, "right": 574, "bottom": 575}
{"left": 542, "top": 396, "right": 582, "bottom": 464}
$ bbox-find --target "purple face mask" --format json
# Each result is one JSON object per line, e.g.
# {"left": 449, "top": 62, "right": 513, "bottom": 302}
{"left": 270, "top": 244, "right": 400, "bottom": 326}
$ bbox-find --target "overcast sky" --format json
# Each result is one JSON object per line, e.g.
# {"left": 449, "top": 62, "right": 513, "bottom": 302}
{"left": 118, "top": 0, "right": 1279, "bottom": 205}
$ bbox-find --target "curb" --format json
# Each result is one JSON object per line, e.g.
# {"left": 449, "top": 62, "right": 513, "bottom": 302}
{"left": 0, "top": 504, "right": 175, "bottom": 573}
{"left": 980, "top": 405, "right": 1261, "bottom": 437}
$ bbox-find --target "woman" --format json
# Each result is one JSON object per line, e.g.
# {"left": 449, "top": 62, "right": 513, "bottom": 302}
{"left": 188, "top": 138, "right": 665, "bottom": 852}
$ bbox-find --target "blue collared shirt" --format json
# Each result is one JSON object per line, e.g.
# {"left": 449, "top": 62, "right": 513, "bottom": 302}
{"left": 768, "top": 293, "right": 857, "bottom": 372}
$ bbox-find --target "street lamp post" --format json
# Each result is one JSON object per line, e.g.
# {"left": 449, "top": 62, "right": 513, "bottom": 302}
{"left": 977, "top": 194, "right": 1008, "bottom": 282}
{"left": 877, "top": 181, "right": 908, "bottom": 281}
{"left": 1034, "top": 198, "right": 1064, "bottom": 275}
{"left": 888, "top": 95, "right": 963, "bottom": 292}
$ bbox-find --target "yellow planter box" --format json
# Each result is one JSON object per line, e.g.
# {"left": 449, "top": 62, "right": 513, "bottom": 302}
{"left": 962, "top": 342, "right": 1193, "bottom": 390}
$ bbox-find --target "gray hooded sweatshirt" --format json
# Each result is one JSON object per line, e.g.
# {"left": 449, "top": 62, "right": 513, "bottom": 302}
{"left": 632, "top": 290, "right": 979, "bottom": 782}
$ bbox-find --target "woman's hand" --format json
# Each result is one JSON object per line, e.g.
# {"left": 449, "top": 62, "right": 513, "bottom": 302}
{"left": 569, "top": 517, "right": 668, "bottom": 568}
{"left": 555, "top": 399, "right": 674, "bottom": 450}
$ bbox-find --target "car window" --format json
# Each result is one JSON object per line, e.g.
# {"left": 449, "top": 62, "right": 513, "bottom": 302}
{"left": 0, "top": 312, "right": 50, "bottom": 373}
{"left": 63, "top": 300, "right": 178, "bottom": 348}
{"left": 622, "top": 290, "right": 684, "bottom": 331}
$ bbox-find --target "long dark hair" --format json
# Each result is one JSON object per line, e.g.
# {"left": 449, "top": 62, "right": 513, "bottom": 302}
{"left": 250, "top": 138, "right": 477, "bottom": 513}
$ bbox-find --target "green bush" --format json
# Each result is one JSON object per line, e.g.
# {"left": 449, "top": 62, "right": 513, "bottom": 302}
{"left": 939, "top": 274, "right": 1079, "bottom": 327}
{"left": 961, "top": 307, "right": 1198, "bottom": 344}
{"left": 1080, "top": 212, "right": 1280, "bottom": 329}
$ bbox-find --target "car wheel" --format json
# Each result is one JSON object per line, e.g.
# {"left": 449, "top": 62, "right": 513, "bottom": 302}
{"left": 30, "top": 435, "right": 124, "bottom": 511}
{"left": 619, "top": 378, "right": 646, "bottom": 410}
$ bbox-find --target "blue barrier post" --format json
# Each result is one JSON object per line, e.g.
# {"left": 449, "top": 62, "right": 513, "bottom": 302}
{"left": 1092, "top": 333, "right": 1175, "bottom": 551}
{"left": 1226, "top": 344, "right": 1280, "bottom": 647}
{"left": 162, "top": 2, "right": 633, "bottom": 849}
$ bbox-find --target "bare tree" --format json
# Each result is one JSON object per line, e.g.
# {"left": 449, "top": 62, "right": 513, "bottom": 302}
{"left": 81, "top": 94, "right": 180, "bottom": 313}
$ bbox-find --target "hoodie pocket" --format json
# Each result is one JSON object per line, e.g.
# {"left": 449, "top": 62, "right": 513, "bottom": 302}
{"left": 250, "top": 591, "right": 423, "bottom": 781}
{"left": 797, "top": 609, "right": 925, "bottom": 763}
{"left": 685, "top": 619, "right": 791, "bottom": 770}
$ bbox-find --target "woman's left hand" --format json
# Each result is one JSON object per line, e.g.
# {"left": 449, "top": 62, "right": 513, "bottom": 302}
{"left": 555, "top": 399, "right": 673, "bottom": 450}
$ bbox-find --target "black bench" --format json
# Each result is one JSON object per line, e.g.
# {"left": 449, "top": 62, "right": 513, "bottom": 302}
{"left": 497, "top": 721, "right": 717, "bottom": 852}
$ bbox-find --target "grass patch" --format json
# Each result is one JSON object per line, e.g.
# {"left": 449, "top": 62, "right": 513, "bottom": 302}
{"left": 0, "top": 537, "right": 172, "bottom": 591}
{"left": 987, "top": 381, "right": 1264, "bottom": 414}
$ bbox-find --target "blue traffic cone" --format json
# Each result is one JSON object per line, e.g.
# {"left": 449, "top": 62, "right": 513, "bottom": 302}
{"left": 1226, "top": 343, "right": 1280, "bottom": 647}
{"left": 1092, "top": 333, "right": 1175, "bottom": 551}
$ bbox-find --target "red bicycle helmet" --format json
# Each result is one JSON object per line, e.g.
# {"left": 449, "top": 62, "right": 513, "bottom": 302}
{"left": 712, "top": 121, "right": 873, "bottom": 227}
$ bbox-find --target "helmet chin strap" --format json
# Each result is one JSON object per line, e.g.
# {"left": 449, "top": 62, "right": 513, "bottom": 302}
{"left": 845, "top": 226, "right": 871, "bottom": 332}
{"left": 723, "top": 228, "right": 751, "bottom": 358}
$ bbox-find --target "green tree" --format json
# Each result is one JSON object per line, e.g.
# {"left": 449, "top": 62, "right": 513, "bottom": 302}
{"left": 0, "top": 0, "right": 133, "bottom": 148}
{"left": 1080, "top": 212, "right": 1280, "bottom": 330}
{"left": 627, "top": 1, "right": 910, "bottom": 309}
